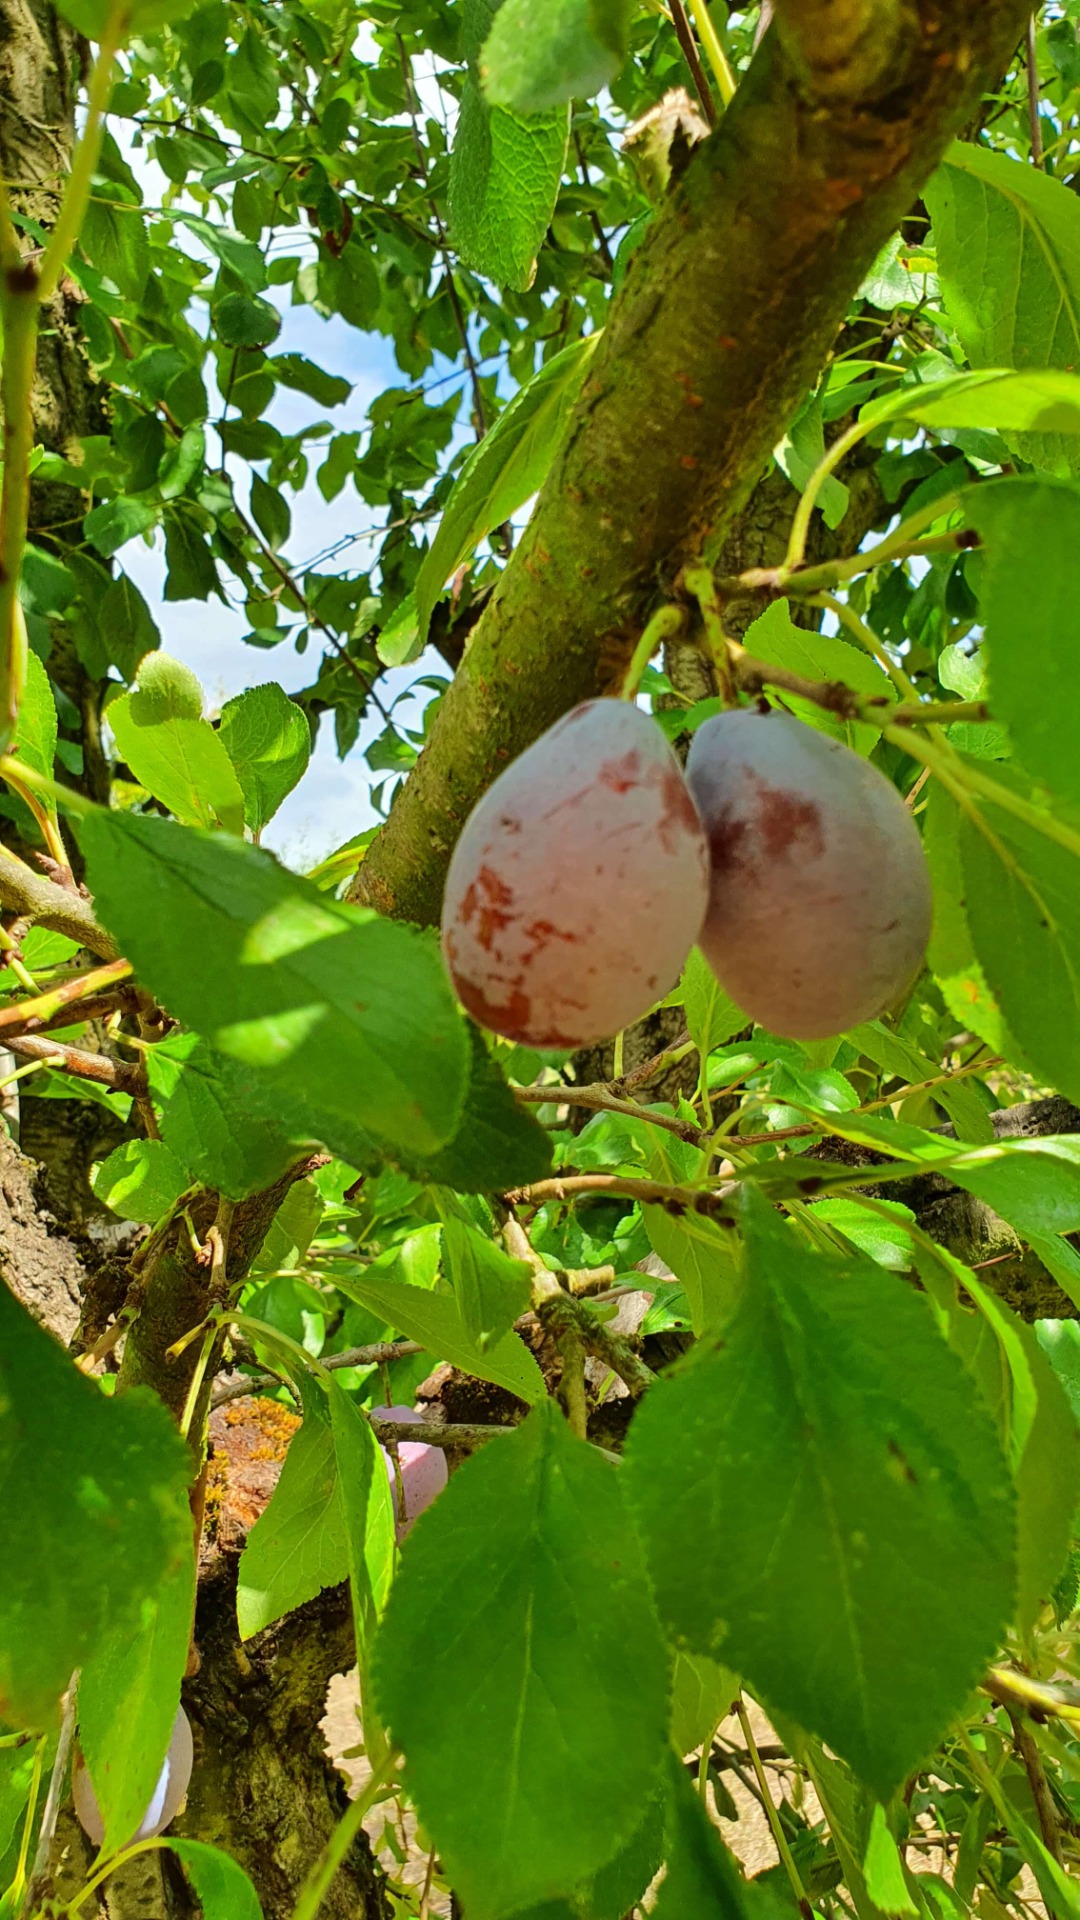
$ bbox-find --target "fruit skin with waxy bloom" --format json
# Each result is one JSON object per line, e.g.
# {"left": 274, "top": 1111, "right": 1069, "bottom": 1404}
{"left": 685, "top": 707, "right": 933, "bottom": 1040}
{"left": 440, "top": 699, "right": 710, "bottom": 1048}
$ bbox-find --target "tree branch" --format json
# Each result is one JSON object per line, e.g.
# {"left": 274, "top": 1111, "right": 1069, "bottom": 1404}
{"left": 353, "top": 0, "right": 1031, "bottom": 926}
{"left": 773, "top": 0, "right": 914, "bottom": 100}
{"left": 0, "top": 848, "right": 116, "bottom": 957}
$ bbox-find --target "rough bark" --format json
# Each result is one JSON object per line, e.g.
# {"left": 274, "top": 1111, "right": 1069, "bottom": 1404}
{"left": 353, "top": 0, "right": 1031, "bottom": 928}
{"left": 118, "top": 1160, "right": 325, "bottom": 1433}
{"left": 0, "top": 1123, "right": 84, "bottom": 1338}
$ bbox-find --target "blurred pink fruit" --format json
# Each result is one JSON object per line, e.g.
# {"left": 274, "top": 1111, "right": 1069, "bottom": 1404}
{"left": 372, "top": 1404, "right": 449, "bottom": 1540}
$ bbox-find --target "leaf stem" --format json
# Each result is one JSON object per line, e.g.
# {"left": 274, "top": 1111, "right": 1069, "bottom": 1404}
{"left": 736, "top": 1699, "right": 810, "bottom": 1916}
{"left": 290, "top": 1753, "right": 397, "bottom": 1920}
{"left": 682, "top": 568, "right": 738, "bottom": 704}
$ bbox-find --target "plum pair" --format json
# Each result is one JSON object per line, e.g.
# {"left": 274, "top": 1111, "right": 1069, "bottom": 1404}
{"left": 441, "top": 698, "right": 931, "bottom": 1045}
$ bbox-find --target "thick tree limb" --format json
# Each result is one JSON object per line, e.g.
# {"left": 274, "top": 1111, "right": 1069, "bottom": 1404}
{"left": 354, "top": 0, "right": 1030, "bottom": 927}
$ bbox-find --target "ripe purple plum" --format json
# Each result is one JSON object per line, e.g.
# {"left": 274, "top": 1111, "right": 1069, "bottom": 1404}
{"left": 441, "top": 700, "right": 709, "bottom": 1047}
{"left": 685, "top": 708, "right": 932, "bottom": 1039}
{"left": 73, "top": 1705, "right": 193, "bottom": 1850}
{"left": 373, "top": 1405, "right": 449, "bottom": 1541}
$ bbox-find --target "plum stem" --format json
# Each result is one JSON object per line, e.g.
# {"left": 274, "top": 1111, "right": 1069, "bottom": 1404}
{"left": 620, "top": 604, "right": 686, "bottom": 701}
{"left": 681, "top": 567, "right": 739, "bottom": 706}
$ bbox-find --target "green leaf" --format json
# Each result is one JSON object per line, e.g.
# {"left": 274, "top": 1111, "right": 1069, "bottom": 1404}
{"left": 868, "top": 366, "right": 1080, "bottom": 448}
{"left": 641, "top": 1205, "right": 738, "bottom": 1336}
{"left": 653, "top": 1755, "right": 757, "bottom": 1920}
{"left": 78, "top": 1545, "right": 195, "bottom": 1854}
{"left": 959, "top": 789, "right": 1080, "bottom": 1104}
{"left": 1035, "top": 1318, "right": 1080, "bottom": 1425}
{"left": 441, "top": 1215, "right": 532, "bottom": 1346}
{"left": 108, "top": 652, "right": 246, "bottom": 832}
{"left": 0, "top": 1739, "right": 43, "bottom": 1866}
{"left": 481, "top": 0, "right": 632, "bottom": 111}
{"left": 336, "top": 1265, "right": 544, "bottom": 1403}
{"left": 236, "top": 1394, "right": 347, "bottom": 1640}
{"left": 952, "top": 1267, "right": 1080, "bottom": 1632}
{"left": 849, "top": 1020, "right": 993, "bottom": 1145}
{"left": 164, "top": 516, "right": 222, "bottom": 602}
{"left": 85, "top": 495, "right": 159, "bottom": 559}
{"left": 923, "top": 783, "right": 1013, "bottom": 1055}
{"left": 775, "top": 391, "right": 850, "bottom": 531}
{"left": 374, "top": 591, "right": 419, "bottom": 670}
{"left": 91, "top": 1139, "right": 190, "bottom": 1225}
{"left": 449, "top": 77, "right": 568, "bottom": 292}
{"left": 679, "top": 946, "right": 745, "bottom": 1060}
{"left": 669, "top": 1651, "right": 740, "bottom": 1759}
{"left": 965, "top": 478, "right": 1080, "bottom": 809}
{"left": 78, "top": 810, "right": 469, "bottom": 1158}
{"left": 249, "top": 473, "right": 290, "bottom": 552}
{"left": 11, "top": 651, "right": 58, "bottom": 824}
{"left": 0, "top": 1282, "right": 191, "bottom": 1728}
{"left": 863, "top": 1803, "right": 918, "bottom": 1917}
{"left": 218, "top": 683, "right": 310, "bottom": 836}
{"left": 373, "top": 1399, "right": 669, "bottom": 1919}
{"left": 624, "top": 1189, "right": 1015, "bottom": 1800}
{"left": 214, "top": 292, "right": 281, "bottom": 350}
{"left": 418, "top": 1024, "right": 553, "bottom": 1191}
{"left": 147, "top": 1034, "right": 312, "bottom": 1202}
{"left": 740, "top": 600, "right": 895, "bottom": 755}
{"left": 158, "top": 423, "right": 206, "bottom": 503}
{"left": 926, "top": 144, "right": 1080, "bottom": 474}
{"left": 327, "top": 1377, "right": 395, "bottom": 1652}
{"left": 270, "top": 354, "right": 351, "bottom": 409}
{"left": 413, "top": 336, "right": 597, "bottom": 647}
{"left": 98, "top": 573, "right": 161, "bottom": 682}
{"left": 168, "top": 1839, "right": 264, "bottom": 1920}
{"left": 811, "top": 1198, "right": 915, "bottom": 1272}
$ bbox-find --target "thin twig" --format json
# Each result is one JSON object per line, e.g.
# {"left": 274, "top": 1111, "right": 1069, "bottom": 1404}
{"left": 23, "top": 1677, "right": 77, "bottom": 1914}
{"left": 514, "top": 1081, "right": 703, "bottom": 1142}
{"left": 0, "top": 956, "right": 131, "bottom": 1035}
{"left": 209, "top": 1340, "right": 425, "bottom": 1410}
{"left": 669, "top": 0, "right": 716, "bottom": 123}
{"left": 1008, "top": 1711, "right": 1062, "bottom": 1864}
{"left": 572, "top": 130, "right": 614, "bottom": 272}
{"left": 507, "top": 1172, "right": 734, "bottom": 1214}
{"left": 5, "top": 1031, "right": 141, "bottom": 1092}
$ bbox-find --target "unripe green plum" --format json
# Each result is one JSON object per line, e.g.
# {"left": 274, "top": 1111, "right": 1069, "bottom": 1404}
{"left": 685, "top": 709, "right": 932, "bottom": 1038}
{"left": 73, "top": 1705, "right": 193, "bottom": 1850}
{"left": 441, "top": 700, "right": 709, "bottom": 1047}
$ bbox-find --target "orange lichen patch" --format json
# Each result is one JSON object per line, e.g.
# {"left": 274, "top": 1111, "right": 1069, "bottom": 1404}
{"left": 204, "top": 1397, "right": 301, "bottom": 1550}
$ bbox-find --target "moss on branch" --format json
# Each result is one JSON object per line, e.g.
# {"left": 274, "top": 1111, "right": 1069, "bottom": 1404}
{"left": 354, "top": 0, "right": 1032, "bottom": 929}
